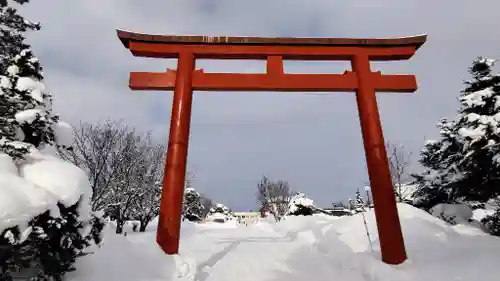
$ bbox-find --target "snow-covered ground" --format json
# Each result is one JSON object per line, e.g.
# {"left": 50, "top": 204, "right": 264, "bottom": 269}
{"left": 66, "top": 203, "right": 500, "bottom": 281}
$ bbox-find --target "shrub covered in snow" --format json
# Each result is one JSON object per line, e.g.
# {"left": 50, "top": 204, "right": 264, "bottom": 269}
{"left": 0, "top": 125, "right": 103, "bottom": 281}
{"left": 0, "top": 1, "right": 102, "bottom": 279}
{"left": 287, "top": 193, "right": 315, "bottom": 216}
{"left": 210, "top": 203, "right": 230, "bottom": 215}
{"left": 481, "top": 210, "right": 500, "bottom": 236}
{"left": 206, "top": 203, "right": 231, "bottom": 223}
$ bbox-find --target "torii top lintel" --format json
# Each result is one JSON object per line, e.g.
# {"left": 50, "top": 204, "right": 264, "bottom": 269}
{"left": 117, "top": 29, "right": 426, "bottom": 60}
{"left": 116, "top": 29, "right": 426, "bottom": 92}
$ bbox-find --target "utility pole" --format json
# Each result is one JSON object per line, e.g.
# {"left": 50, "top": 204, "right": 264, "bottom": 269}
{"left": 365, "top": 185, "right": 372, "bottom": 208}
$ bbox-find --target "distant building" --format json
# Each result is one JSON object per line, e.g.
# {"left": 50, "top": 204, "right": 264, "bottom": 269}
{"left": 232, "top": 212, "right": 260, "bottom": 224}
{"left": 322, "top": 208, "right": 352, "bottom": 216}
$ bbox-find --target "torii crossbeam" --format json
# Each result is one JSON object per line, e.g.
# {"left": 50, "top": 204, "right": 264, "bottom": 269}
{"left": 117, "top": 29, "right": 426, "bottom": 265}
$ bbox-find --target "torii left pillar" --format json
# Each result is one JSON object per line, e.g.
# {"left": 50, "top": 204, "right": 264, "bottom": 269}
{"left": 116, "top": 29, "right": 426, "bottom": 265}
{"left": 157, "top": 52, "right": 195, "bottom": 254}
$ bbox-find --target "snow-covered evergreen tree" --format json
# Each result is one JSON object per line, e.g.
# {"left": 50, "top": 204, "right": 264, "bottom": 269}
{"left": 355, "top": 189, "right": 364, "bottom": 205}
{"left": 0, "top": 1, "right": 102, "bottom": 280}
{"left": 183, "top": 188, "right": 204, "bottom": 222}
{"left": 0, "top": 0, "right": 40, "bottom": 74}
{"left": 0, "top": 48, "right": 59, "bottom": 159}
{"left": 413, "top": 57, "right": 500, "bottom": 209}
{"left": 454, "top": 58, "right": 500, "bottom": 201}
{"left": 482, "top": 209, "right": 500, "bottom": 236}
{"left": 347, "top": 189, "right": 366, "bottom": 213}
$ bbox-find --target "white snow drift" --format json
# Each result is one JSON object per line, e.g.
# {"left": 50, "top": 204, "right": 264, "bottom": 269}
{"left": 0, "top": 147, "right": 91, "bottom": 237}
{"left": 66, "top": 203, "right": 500, "bottom": 281}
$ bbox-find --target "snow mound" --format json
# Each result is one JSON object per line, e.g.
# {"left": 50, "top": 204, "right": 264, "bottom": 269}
{"left": 265, "top": 203, "right": 500, "bottom": 280}
{"left": 198, "top": 221, "right": 239, "bottom": 229}
{"left": 0, "top": 148, "right": 91, "bottom": 234}
{"left": 203, "top": 214, "right": 239, "bottom": 228}
{"left": 53, "top": 121, "right": 74, "bottom": 147}
{"left": 205, "top": 212, "right": 228, "bottom": 223}
{"left": 67, "top": 226, "right": 176, "bottom": 281}
{"left": 430, "top": 203, "right": 473, "bottom": 224}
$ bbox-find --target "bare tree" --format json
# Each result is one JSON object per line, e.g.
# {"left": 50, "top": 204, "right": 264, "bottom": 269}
{"left": 59, "top": 120, "right": 137, "bottom": 212}
{"left": 129, "top": 142, "right": 166, "bottom": 232}
{"left": 200, "top": 197, "right": 213, "bottom": 218}
{"left": 257, "top": 176, "right": 271, "bottom": 214}
{"left": 185, "top": 166, "right": 196, "bottom": 190}
{"left": 105, "top": 131, "right": 152, "bottom": 233}
{"left": 332, "top": 201, "right": 348, "bottom": 209}
{"left": 256, "top": 176, "right": 292, "bottom": 221}
{"left": 386, "top": 141, "right": 413, "bottom": 202}
{"left": 60, "top": 120, "right": 164, "bottom": 233}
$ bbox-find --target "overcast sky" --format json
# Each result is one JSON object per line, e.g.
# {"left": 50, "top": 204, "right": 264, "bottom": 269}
{"left": 19, "top": 0, "right": 500, "bottom": 210}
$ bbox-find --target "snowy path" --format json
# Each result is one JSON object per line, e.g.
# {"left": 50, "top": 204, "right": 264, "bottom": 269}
{"left": 178, "top": 224, "right": 301, "bottom": 281}
{"left": 173, "top": 220, "right": 389, "bottom": 281}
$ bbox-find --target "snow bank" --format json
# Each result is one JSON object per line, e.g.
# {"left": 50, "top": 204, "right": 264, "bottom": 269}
{"left": 67, "top": 220, "right": 208, "bottom": 281}
{"left": 66, "top": 203, "right": 500, "bottom": 281}
{"left": 67, "top": 226, "right": 176, "bottom": 281}
{"left": 201, "top": 217, "right": 239, "bottom": 229}
{"left": 266, "top": 203, "right": 500, "bottom": 280}
{"left": 430, "top": 203, "right": 473, "bottom": 224}
{"left": 0, "top": 148, "right": 91, "bottom": 234}
{"left": 106, "top": 217, "right": 200, "bottom": 235}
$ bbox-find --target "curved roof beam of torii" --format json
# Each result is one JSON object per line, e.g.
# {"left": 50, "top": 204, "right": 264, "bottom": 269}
{"left": 117, "top": 29, "right": 426, "bottom": 49}
{"left": 116, "top": 29, "right": 427, "bottom": 61}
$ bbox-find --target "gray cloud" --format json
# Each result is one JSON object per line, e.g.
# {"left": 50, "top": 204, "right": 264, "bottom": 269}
{"left": 18, "top": 0, "right": 500, "bottom": 209}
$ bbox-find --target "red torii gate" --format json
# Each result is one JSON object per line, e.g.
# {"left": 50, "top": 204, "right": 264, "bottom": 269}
{"left": 117, "top": 29, "right": 426, "bottom": 265}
